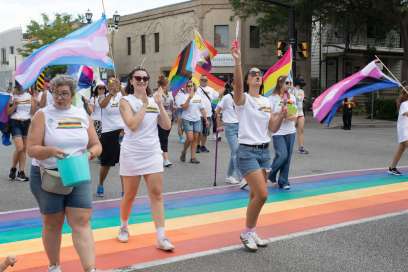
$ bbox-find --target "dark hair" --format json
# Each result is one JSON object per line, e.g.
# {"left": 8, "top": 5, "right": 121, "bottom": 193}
{"left": 125, "top": 67, "right": 152, "bottom": 96}
{"left": 273, "top": 75, "right": 288, "bottom": 95}
{"left": 397, "top": 88, "right": 408, "bottom": 110}
{"left": 157, "top": 74, "right": 169, "bottom": 88}
{"left": 243, "top": 69, "right": 263, "bottom": 95}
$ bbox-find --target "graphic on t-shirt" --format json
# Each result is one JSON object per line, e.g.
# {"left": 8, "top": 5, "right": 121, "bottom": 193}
{"left": 57, "top": 118, "right": 83, "bottom": 129}
{"left": 258, "top": 106, "right": 271, "bottom": 113}
{"left": 191, "top": 98, "right": 201, "bottom": 104}
{"left": 146, "top": 106, "right": 159, "bottom": 113}
{"left": 111, "top": 102, "right": 119, "bottom": 108}
{"left": 16, "top": 99, "right": 31, "bottom": 105}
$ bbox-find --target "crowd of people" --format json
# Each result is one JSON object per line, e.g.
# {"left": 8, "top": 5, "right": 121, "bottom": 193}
{"left": 0, "top": 40, "right": 319, "bottom": 271}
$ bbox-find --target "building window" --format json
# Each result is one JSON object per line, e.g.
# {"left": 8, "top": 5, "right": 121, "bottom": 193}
{"left": 9, "top": 46, "right": 14, "bottom": 55}
{"left": 250, "top": 26, "right": 260, "bottom": 48}
{"left": 127, "top": 37, "right": 131, "bottom": 56}
{"left": 214, "top": 25, "right": 229, "bottom": 48}
{"left": 1, "top": 48, "right": 6, "bottom": 64}
{"left": 154, "top": 33, "right": 160, "bottom": 53}
{"left": 141, "top": 35, "right": 146, "bottom": 55}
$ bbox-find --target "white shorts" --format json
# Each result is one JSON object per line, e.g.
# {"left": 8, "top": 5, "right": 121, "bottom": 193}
{"left": 119, "top": 151, "right": 163, "bottom": 176}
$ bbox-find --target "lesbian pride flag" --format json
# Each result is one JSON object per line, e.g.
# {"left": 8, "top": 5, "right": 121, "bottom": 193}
{"left": 16, "top": 15, "right": 113, "bottom": 90}
{"left": 262, "top": 47, "right": 292, "bottom": 97}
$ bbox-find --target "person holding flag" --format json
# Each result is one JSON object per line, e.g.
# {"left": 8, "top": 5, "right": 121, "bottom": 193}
{"left": 231, "top": 40, "right": 286, "bottom": 252}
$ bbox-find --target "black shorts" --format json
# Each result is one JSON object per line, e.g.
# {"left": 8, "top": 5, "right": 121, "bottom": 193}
{"left": 10, "top": 119, "right": 31, "bottom": 137}
{"left": 100, "top": 129, "right": 122, "bottom": 166}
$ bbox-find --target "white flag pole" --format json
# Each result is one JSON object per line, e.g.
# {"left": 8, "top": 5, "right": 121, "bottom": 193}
{"left": 375, "top": 55, "right": 408, "bottom": 94}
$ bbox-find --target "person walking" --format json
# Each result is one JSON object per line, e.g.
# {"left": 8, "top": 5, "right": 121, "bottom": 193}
{"left": 232, "top": 41, "right": 285, "bottom": 252}
{"left": 7, "top": 83, "right": 37, "bottom": 181}
{"left": 117, "top": 67, "right": 174, "bottom": 251}
{"left": 89, "top": 81, "right": 107, "bottom": 138}
{"left": 268, "top": 76, "right": 298, "bottom": 190}
{"left": 388, "top": 89, "right": 408, "bottom": 175}
{"left": 197, "top": 75, "right": 219, "bottom": 153}
{"left": 174, "top": 89, "right": 186, "bottom": 144}
{"left": 291, "top": 77, "right": 309, "bottom": 154}
{"left": 176, "top": 80, "right": 208, "bottom": 164}
{"left": 215, "top": 89, "right": 241, "bottom": 184}
{"left": 27, "top": 75, "right": 102, "bottom": 272}
{"left": 97, "top": 77, "right": 124, "bottom": 197}
{"left": 156, "top": 75, "right": 174, "bottom": 167}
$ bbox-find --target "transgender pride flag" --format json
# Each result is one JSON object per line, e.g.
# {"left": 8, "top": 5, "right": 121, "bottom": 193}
{"left": 16, "top": 15, "right": 114, "bottom": 89}
{"left": 0, "top": 92, "right": 11, "bottom": 124}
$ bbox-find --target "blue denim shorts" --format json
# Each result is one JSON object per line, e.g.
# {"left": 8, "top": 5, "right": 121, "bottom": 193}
{"left": 237, "top": 144, "right": 271, "bottom": 177}
{"left": 10, "top": 119, "right": 30, "bottom": 137}
{"left": 30, "top": 165, "right": 92, "bottom": 214}
{"left": 182, "top": 119, "right": 202, "bottom": 133}
{"left": 175, "top": 108, "right": 183, "bottom": 118}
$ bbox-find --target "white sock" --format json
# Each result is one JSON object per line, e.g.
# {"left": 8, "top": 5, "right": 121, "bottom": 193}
{"left": 120, "top": 219, "right": 128, "bottom": 228}
{"left": 156, "top": 227, "right": 166, "bottom": 240}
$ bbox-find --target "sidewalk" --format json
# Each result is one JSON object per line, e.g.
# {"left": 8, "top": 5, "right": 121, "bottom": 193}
{"left": 304, "top": 113, "right": 396, "bottom": 129}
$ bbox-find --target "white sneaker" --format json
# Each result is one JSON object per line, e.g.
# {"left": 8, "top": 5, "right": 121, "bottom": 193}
{"left": 225, "top": 176, "right": 239, "bottom": 184}
{"left": 48, "top": 265, "right": 62, "bottom": 272}
{"left": 164, "top": 160, "right": 173, "bottom": 167}
{"left": 239, "top": 178, "right": 248, "bottom": 190}
{"left": 240, "top": 232, "right": 257, "bottom": 252}
{"left": 117, "top": 227, "right": 129, "bottom": 243}
{"left": 249, "top": 232, "right": 268, "bottom": 247}
{"left": 157, "top": 237, "right": 175, "bottom": 251}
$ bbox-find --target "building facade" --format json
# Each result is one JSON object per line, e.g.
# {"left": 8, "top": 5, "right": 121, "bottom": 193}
{"left": 0, "top": 27, "right": 24, "bottom": 90}
{"left": 112, "top": 0, "right": 310, "bottom": 93}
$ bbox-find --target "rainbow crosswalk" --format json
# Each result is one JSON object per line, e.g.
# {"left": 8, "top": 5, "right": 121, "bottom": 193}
{"left": 1, "top": 167, "right": 408, "bottom": 271}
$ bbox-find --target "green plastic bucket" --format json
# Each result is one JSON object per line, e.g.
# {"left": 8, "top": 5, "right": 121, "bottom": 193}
{"left": 57, "top": 152, "right": 90, "bottom": 187}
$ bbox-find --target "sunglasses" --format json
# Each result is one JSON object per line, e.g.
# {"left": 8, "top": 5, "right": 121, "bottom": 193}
{"left": 200, "top": 79, "right": 208, "bottom": 82}
{"left": 186, "top": 84, "right": 194, "bottom": 88}
{"left": 133, "top": 76, "right": 150, "bottom": 82}
{"left": 249, "top": 71, "right": 263, "bottom": 77}
{"left": 285, "top": 81, "right": 291, "bottom": 85}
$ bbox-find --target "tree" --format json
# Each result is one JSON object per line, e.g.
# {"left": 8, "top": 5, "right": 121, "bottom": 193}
{"left": 229, "top": 0, "right": 408, "bottom": 82}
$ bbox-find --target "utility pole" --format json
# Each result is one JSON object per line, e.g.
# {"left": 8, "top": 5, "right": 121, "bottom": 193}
{"left": 262, "top": 0, "right": 296, "bottom": 77}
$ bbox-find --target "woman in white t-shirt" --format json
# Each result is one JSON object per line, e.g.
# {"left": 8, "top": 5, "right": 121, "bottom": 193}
{"left": 232, "top": 41, "right": 285, "bottom": 252}
{"left": 96, "top": 77, "right": 125, "bottom": 197}
{"left": 89, "top": 81, "right": 107, "bottom": 138}
{"left": 388, "top": 89, "right": 408, "bottom": 175}
{"left": 27, "top": 75, "right": 102, "bottom": 272}
{"left": 291, "top": 78, "right": 309, "bottom": 154}
{"left": 7, "top": 83, "right": 37, "bottom": 182}
{"left": 117, "top": 67, "right": 174, "bottom": 251}
{"left": 176, "top": 80, "right": 208, "bottom": 164}
{"left": 268, "top": 76, "right": 298, "bottom": 190}
{"left": 215, "top": 91, "right": 242, "bottom": 184}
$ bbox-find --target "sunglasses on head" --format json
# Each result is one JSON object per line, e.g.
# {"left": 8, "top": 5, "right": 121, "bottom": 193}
{"left": 133, "top": 76, "right": 150, "bottom": 82}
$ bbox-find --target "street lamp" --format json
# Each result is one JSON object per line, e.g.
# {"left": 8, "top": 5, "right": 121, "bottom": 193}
{"left": 113, "top": 11, "right": 120, "bottom": 30}
{"left": 85, "top": 9, "right": 93, "bottom": 24}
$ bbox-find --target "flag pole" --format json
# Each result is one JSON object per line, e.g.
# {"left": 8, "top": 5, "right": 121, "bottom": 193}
{"left": 374, "top": 55, "right": 408, "bottom": 94}
{"left": 101, "top": 0, "right": 117, "bottom": 78}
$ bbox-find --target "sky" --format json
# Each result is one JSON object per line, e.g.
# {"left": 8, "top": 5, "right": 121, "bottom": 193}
{"left": 0, "top": 0, "right": 188, "bottom": 32}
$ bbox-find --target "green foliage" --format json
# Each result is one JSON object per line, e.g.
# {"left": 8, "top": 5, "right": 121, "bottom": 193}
{"left": 19, "top": 13, "right": 84, "bottom": 57}
{"left": 373, "top": 98, "right": 398, "bottom": 120}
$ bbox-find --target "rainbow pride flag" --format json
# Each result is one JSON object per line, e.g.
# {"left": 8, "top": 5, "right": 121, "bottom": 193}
{"left": 15, "top": 15, "right": 113, "bottom": 90}
{"left": 192, "top": 65, "right": 225, "bottom": 94}
{"left": 262, "top": 47, "right": 292, "bottom": 96}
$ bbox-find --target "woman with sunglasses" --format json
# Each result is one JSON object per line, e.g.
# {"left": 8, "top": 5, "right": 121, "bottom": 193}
{"left": 232, "top": 41, "right": 286, "bottom": 252}
{"left": 117, "top": 67, "right": 174, "bottom": 251}
{"left": 268, "top": 76, "right": 298, "bottom": 190}
{"left": 176, "top": 80, "right": 208, "bottom": 164}
{"left": 97, "top": 77, "right": 125, "bottom": 197}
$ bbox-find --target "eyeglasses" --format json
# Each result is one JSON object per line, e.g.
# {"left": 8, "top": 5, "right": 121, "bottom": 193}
{"left": 133, "top": 76, "right": 150, "bottom": 82}
{"left": 52, "top": 92, "right": 71, "bottom": 99}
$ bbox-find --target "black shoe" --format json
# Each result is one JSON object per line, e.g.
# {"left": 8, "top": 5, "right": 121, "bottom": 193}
{"left": 200, "top": 146, "right": 210, "bottom": 153}
{"left": 196, "top": 145, "right": 201, "bottom": 153}
{"left": 388, "top": 167, "right": 402, "bottom": 176}
{"left": 190, "top": 158, "right": 200, "bottom": 164}
{"left": 16, "top": 171, "right": 29, "bottom": 182}
{"left": 180, "top": 151, "right": 186, "bottom": 162}
{"left": 9, "top": 167, "right": 17, "bottom": 181}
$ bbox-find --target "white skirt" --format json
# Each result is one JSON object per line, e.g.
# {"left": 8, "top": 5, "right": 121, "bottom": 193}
{"left": 119, "top": 150, "right": 163, "bottom": 176}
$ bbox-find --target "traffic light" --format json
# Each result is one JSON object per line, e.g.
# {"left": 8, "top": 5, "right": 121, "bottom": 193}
{"left": 298, "top": 41, "right": 308, "bottom": 59}
{"left": 276, "top": 40, "right": 287, "bottom": 57}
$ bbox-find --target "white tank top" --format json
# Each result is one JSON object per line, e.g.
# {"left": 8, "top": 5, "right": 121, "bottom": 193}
{"left": 39, "top": 105, "right": 89, "bottom": 169}
{"left": 10, "top": 92, "right": 32, "bottom": 120}
{"left": 121, "top": 95, "right": 161, "bottom": 154}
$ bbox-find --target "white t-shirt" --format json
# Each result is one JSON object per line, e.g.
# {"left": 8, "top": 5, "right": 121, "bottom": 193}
{"left": 269, "top": 94, "right": 297, "bottom": 136}
{"left": 39, "top": 105, "right": 89, "bottom": 169}
{"left": 197, "top": 86, "right": 219, "bottom": 118}
{"left": 90, "top": 95, "right": 102, "bottom": 122}
{"left": 10, "top": 92, "right": 32, "bottom": 120}
{"left": 121, "top": 95, "right": 162, "bottom": 154}
{"left": 100, "top": 93, "right": 124, "bottom": 133}
{"left": 37, "top": 90, "right": 54, "bottom": 107}
{"left": 397, "top": 101, "right": 408, "bottom": 143}
{"left": 174, "top": 89, "right": 186, "bottom": 108}
{"left": 235, "top": 93, "right": 271, "bottom": 145}
{"left": 175, "top": 92, "right": 205, "bottom": 122}
{"left": 216, "top": 93, "right": 238, "bottom": 124}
